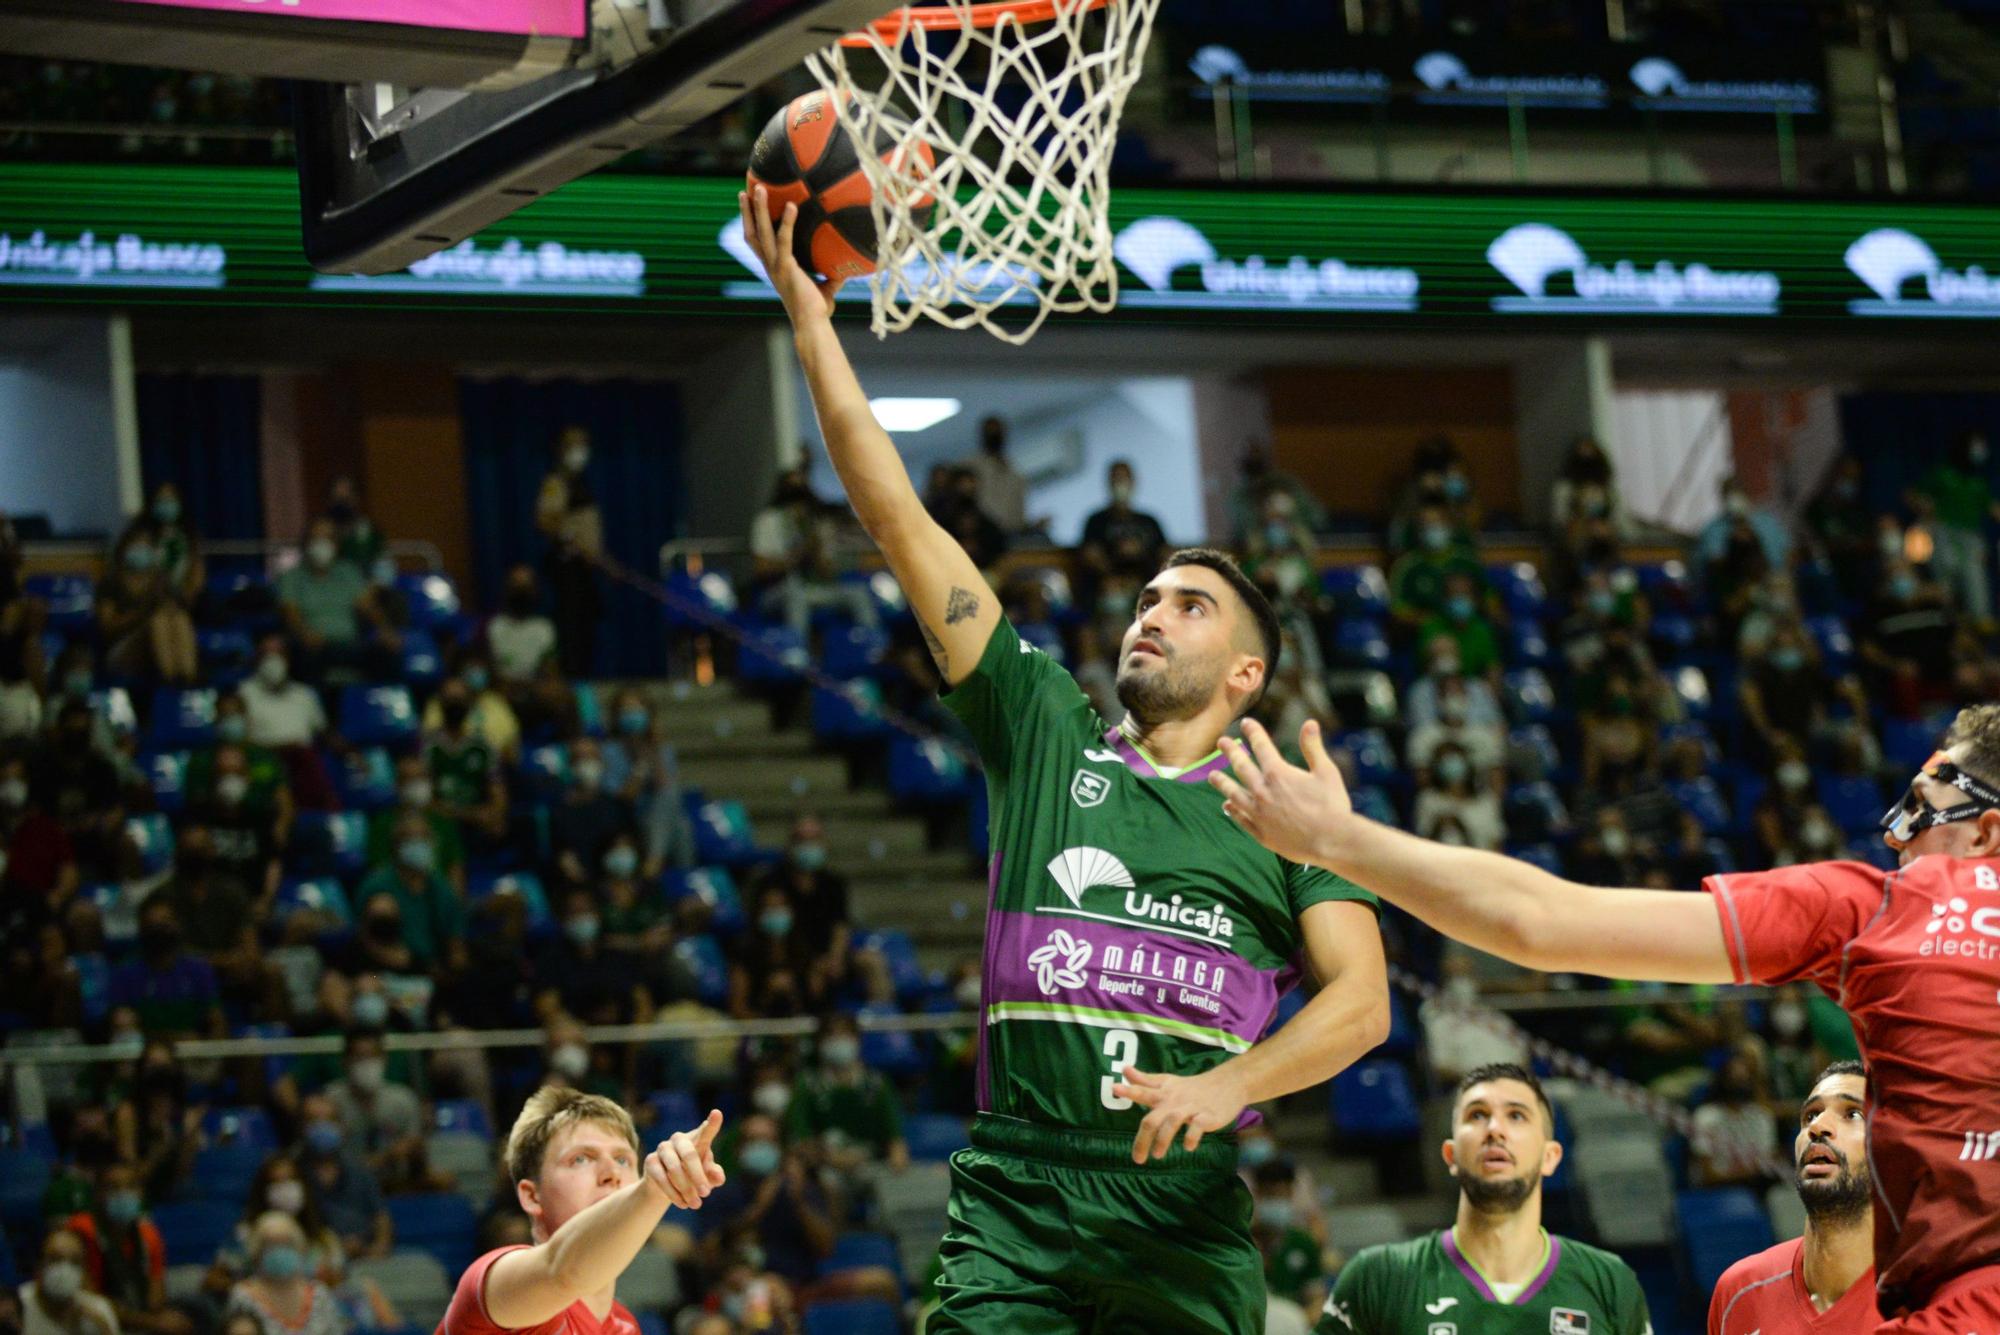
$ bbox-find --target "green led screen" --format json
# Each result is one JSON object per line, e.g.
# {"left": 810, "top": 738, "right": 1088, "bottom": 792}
{"left": 2, "top": 163, "right": 1998, "bottom": 327}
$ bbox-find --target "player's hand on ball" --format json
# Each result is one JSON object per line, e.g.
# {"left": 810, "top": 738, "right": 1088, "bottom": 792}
{"left": 646, "top": 1109, "right": 727, "bottom": 1210}
{"left": 739, "top": 186, "right": 845, "bottom": 319}
{"left": 1113, "top": 1066, "right": 1248, "bottom": 1163}
{"left": 1209, "top": 719, "right": 1354, "bottom": 868}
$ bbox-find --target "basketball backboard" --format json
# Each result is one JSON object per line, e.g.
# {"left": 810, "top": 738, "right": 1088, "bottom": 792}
{"left": 292, "top": 0, "right": 894, "bottom": 276}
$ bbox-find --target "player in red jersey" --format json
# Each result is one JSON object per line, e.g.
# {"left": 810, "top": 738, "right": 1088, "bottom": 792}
{"left": 1209, "top": 705, "right": 2000, "bottom": 1333}
{"left": 1709, "top": 1062, "right": 1877, "bottom": 1335}
{"left": 439, "top": 1087, "right": 724, "bottom": 1335}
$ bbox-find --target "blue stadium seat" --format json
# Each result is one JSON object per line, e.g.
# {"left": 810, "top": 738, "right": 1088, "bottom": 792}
{"left": 126, "top": 813, "right": 176, "bottom": 877}
{"left": 1804, "top": 614, "right": 1855, "bottom": 672}
{"left": 1724, "top": 768, "right": 1767, "bottom": 839}
{"left": 852, "top": 1002, "right": 927, "bottom": 1078}
{"left": 149, "top": 688, "right": 217, "bottom": 749}
{"left": 802, "top": 1299, "right": 900, "bottom": 1335}
{"left": 1499, "top": 669, "right": 1555, "bottom": 725}
{"left": 1377, "top": 991, "right": 1417, "bottom": 1058}
{"left": 395, "top": 573, "right": 463, "bottom": 633}
{"left": 25, "top": 573, "right": 94, "bottom": 634}
{"left": 1015, "top": 621, "right": 1067, "bottom": 664}
{"left": 144, "top": 751, "right": 190, "bottom": 814}
{"left": 204, "top": 1105, "right": 277, "bottom": 1148}
{"left": 1507, "top": 619, "right": 1551, "bottom": 667}
{"left": 1487, "top": 562, "right": 1547, "bottom": 619}
{"left": 339, "top": 685, "right": 418, "bottom": 749}
{"left": 1633, "top": 561, "right": 1692, "bottom": 607}
{"left": 204, "top": 571, "right": 277, "bottom": 631}
{"left": 672, "top": 934, "right": 730, "bottom": 1007}
{"left": 822, "top": 623, "right": 890, "bottom": 679}
{"left": 1333, "top": 618, "right": 1391, "bottom": 669}
{"left": 812, "top": 682, "right": 892, "bottom": 743}
{"left": 1507, "top": 843, "right": 1565, "bottom": 876}
{"left": 521, "top": 743, "right": 571, "bottom": 797}
{"left": 1648, "top": 613, "right": 1700, "bottom": 659}
{"left": 737, "top": 622, "right": 810, "bottom": 684}
{"left": 854, "top": 929, "right": 925, "bottom": 1003}
{"left": 1507, "top": 725, "right": 1561, "bottom": 780}
{"left": 1349, "top": 784, "right": 1398, "bottom": 827}
{"left": 1320, "top": 565, "right": 1389, "bottom": 618}
{"left": 0, "top": 1150, "right": 52, "bottom": 1228}
{"left": 400, "top": 628, "right": 444, "bottom": 685}
{"left": 386, "top": 1194, "right": 478, "bottom": 1274}
{"left": 433, "top": 1100, "right": 494, "bottom": 1140}
{"left": 467, "top": 871, "right": 553, "bottom": 934}
{"left": 1666, "top": 777, "right": 1732, "bottom": 836}
{"left": 197, "top": 627, "right": 256, "bottom": 679}
{"left": 1331, "top": 1060, "right": 1421, "bottom": 1140}
{"left": 818, "top": 1232, "right": 903, "bottom": 1281}
{"left": 664, "top": 866, "right": 746, "bottom": 935}
{"left": 292, "top": 811, "right": 370, "bottom": 879}
{"left": 662, "top": 568, "right": 741, "bottom": 632}
{"left": 888, "top": 736, "right": 977, "bottom": 804}
{"left": 1334, "top": 728, "right": 1397, "bottom": 787}
{"left": 1503, "top": 783, "right": 1569, "bottom": 843}
{"left": 691, "top": 799, "right": 764, "bottom": 867}
{"left": 1677, "top": 1188, "right": 1774, "bottom": 1296}
{"left": 191, "top": 1143, "right": 268, "bottom": 1202}
{"left": 644, "top": 1090, "right": 700, "bottom": 1137}
{"left": 904, "top": 1113, "right": 971, "bottom": 1162}
{"left": 275, "top": 877, "right": 353, "bottom": 929}
{"left": 148, "top": 1201, "right": 240, "bottom": 1266}
{"left": 1818, "top": 773, "right": 1885, "bottom": 835}
{"left": 1883, "top": 714, "right": 1950, "bottom": 772}
{"left": 335, "top": 748, "right": 398, "bottom": 811}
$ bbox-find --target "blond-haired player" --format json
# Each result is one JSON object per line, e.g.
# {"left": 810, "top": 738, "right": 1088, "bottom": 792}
{"left": 439, "top": 1089, "right": 723, "bottom": 1335}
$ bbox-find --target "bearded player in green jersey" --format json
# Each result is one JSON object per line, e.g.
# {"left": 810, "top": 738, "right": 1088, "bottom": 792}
{"left": 744, "top": 191, "right": 1391, "bottom": 1335}
{"left": 1319, "top": 1063, "right": 1651, "bottom": 1335}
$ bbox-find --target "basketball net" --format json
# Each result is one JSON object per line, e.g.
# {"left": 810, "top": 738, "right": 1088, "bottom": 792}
{"left": 805, "top": 0, "right": 1161, "bottom": 345}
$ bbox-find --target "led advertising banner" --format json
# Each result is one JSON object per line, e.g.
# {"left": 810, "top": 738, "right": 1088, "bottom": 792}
{"left": 1, "top": 164, "right": 1997, "bottom": 327}
{"left": 117, "top": 0, "right": 587, "bottom": 39}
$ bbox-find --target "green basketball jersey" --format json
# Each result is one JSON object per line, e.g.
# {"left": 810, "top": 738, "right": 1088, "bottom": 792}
{"left": 1317, "top": 1231, "right": 1651, "bottom": 1335}
{"left": 942, "top": 617, "right": 1378, "bottom": 1133}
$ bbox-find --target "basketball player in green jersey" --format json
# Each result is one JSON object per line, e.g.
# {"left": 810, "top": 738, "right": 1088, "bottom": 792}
{"left": 1317, "top": 1063, "right": 1651, "bottom": 1335}
{"left": 743, "top": 190, "right": 1391, "bottom": 1334}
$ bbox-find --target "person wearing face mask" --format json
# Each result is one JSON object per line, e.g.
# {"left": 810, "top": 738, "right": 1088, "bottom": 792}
{"left": 29, "top": 698, "right": 129, "bottom": 883}
{"left": 236, "top": 636, "right": 330, "bottom": 760}
{"left": 1248, "top": 1158, "right": 1323, "bottom": 1317}
{"left": 1405, "top": 676, "right": 1503, "bottom": 782}
{"left": 784, "top": 1013, "right": 910, "bottom": 1194}
{"left": 323, "top": 477, "right": 383, "bottom": 571}
{"left": 64, "top": 1163, "right": 191, "bottom": 1335}
{"left": 549, "top": 739, "right": 635, "bottom": 894}
{"left": 1074, "top": 459, "right": 1168, "bottom": 621}
{"left": 109, "top": 900, "right": 222, "bottom": 1041}
{"left": 1, "top": 752, "right": 79, "bottom": 928}
{"left": 599, "top": 689, "right": 693, "bottom": 875}
{"left": 597, "top": 836, "right": 670, "bottom": 961}
{"left": 694, "top": 1114, "right": 843, "bottom": 1295}
{"left": 728, "top": 888, "right": 824, "bottom": 1020}
{"left": 484, "top": 567, "right": 559, "bottom": 690}
{"left": 326, "top": 1031, "right": 428, "bottom": 1193}
{"left": 1804, "top": 454, "right": 1880, "bottom": 602}
{"left": 214, "top": 1157, "right": 346, "bottom": 1294}
{"left": 1694, "top": 475, "right": 1790, "bottom": 587}
{"left": 536, "top": 889, "right": 653, "bottom": 1027}
{"left": 535, "top": 423, "right": 606, "bottom": 678}
{"left": 753, "top": 814, "right": 851, "bottom": 986}
{"left": 424, "top": 680, "right": 510, "bottom": 842}
{"left": 1908, "top": 430, "right": 2000, "bottom": 624}
{"left": 99, "top": 488, "right": 200, "bottom": 686}
{"left": 277, "top": 518, "right": 397, "bottom": 684}
{"left": 186, "top": 743, "right": 284, "bottom": 896}
{"left": 747, "top": 463, "right": 881, "bottom": 640}
{"left": 420, "top": 652, "right": 520, "bottom": 763}
{"left": 1415, "top": 570, "right": 1501, "bottom": 679}
{"left": 295, "top": 1095, "right": 392, "bottom": 1262}
{"left": 1691, "top": 1047, "right": 1783, "bottom": 1190}
{"left": 1388, "top": 503, "right": 1490, "bottom": 633}
{"left": 185, "top": 693, "right": 293, "bottom": 829}
{"left": 1403, "top": 637, "right": 1504, "bottom": 732}
{"left": 1751, "top": 737, "right": 1823, "bottom": 866}
{"left": 224, "top": 1212, "right": 345, "bottom": 1335}
{"left": 351, "top": 811, "right": 467, "bottom": 975}
{"left": 158, "top": 824, "right": 270, "bottom": 1012}
{"left": 962, "top": 415, "right": 1029, "bottom": 537}
{"left": 1858, "top": 559, "right": 1959, "bottom": 717}
{"left": 23, "top": 1227, "right": 119, "bottom": 1335}
{"left": 364, "top": 754, "right": 465, "bottom": 890}
{"left": 1412, "top": 742, "right": 1504, "bottom": 852}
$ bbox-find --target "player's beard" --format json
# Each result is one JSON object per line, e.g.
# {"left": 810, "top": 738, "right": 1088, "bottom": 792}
{"left": 1115, "top": 642, "right": 1220, "bottom": 724}
{"left": 1796, "top": 1150, "right": 1872, "bottom": 1225}
{"left": 1459, "top": 1168, "right": 1538, "bottom": 1215}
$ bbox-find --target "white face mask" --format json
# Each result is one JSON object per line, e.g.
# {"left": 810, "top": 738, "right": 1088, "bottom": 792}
{"left": 551, "top": 1043, "right": 590, "bottom": 1079}
{"left": 348, "top": 1057, "right": 386, "bottom": 1092}
{"left": 40, "top": 1259, "right": 85, "bottom": 1302}
{"left": 565, "top": 446, "right": 590, "bottom": 473}
{"left": 216, "top": 773, "right": 249, "bottom": 806}
{"left": 258, "top": 655, "right": 289, "bottom": 687}
{"left": 267, "top": 1180, "right": 306, "bottom": 1215}
{"left": 1600, "top": 826, "right": 1630, "bottom": 858}
{"left": 1771, "top": 1000, "right": 1808, "bottom": 1040}
{"left": 400, "top": 780, "right": 434, "bottom": 809}
{"left": 307, "top": 538, "right": 336, "bottom": 569}
{"left": 752, "top": 1082, "right": 792, "bottom": 1117}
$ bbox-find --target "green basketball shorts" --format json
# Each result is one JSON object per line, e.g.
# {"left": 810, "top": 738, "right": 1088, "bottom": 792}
{"left": 928, "top": 1114, "right": 1262, "bottom": 1335}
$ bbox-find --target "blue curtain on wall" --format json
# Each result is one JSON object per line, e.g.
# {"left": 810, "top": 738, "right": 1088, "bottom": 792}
{"left": 136, "top": 372, "right": 264, "bottom": 541}
{"left": 1838, "top": 392, "right": 2000, "bottom": 504}
{"left": 458, "top": 377, "right": 685, "bottom": 678}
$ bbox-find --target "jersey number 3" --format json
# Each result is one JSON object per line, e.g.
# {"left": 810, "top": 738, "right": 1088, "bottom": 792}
{"left": 1101, "top": 1029, "right": 1138, "bottom": 1110}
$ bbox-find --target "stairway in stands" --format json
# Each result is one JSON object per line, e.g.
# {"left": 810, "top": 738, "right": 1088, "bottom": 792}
{"left": 648, "top": 680, "right": 989, "bottom": 975}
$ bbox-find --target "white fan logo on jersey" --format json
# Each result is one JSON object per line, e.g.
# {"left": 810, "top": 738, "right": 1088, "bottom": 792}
{"left": 1047, "top": 846, "right": 1135, "bottom": 907}
{"left": 1028, "top": 929, "right": 1093, "bottom": 994}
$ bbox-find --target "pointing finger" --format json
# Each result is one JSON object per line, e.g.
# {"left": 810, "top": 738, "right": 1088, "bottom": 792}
{"left": 693, "top": 1108, "right": 723, "bottom": 1150}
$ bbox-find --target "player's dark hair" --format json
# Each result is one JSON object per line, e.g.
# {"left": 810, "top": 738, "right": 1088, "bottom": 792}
{"left": 1455, "top": 1062, "right": 1556, "bottom": 1131}
{"left": 1162, "top": 547, "right": 1281, "bottom": 717}
{"left": 1942, "top": 705, "right": 2000, "bottom": 792}
{"left": 1816, "top": 1059, "right": 1866, "bottom": 1085}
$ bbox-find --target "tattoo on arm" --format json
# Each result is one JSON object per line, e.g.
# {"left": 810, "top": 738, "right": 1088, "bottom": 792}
{"left": 944, "top": 587, "right": 981, "bottom": 625}
{"left": 919, "top": 619, "right": 948, "bottom": 677}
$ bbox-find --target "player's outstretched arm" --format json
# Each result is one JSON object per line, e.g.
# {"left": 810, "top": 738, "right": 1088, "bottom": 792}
{"left": 1113, "top": 900, "right": 1389, "bottom": 1162}
{"left": 483, "top": 1111, "right": 726, "bottom": 1329}
{"left": 1211, "top": 720, "right": 1735, "bottom": 984}
{"left": 739, "top": 188, "right": 998, "bottom": 686}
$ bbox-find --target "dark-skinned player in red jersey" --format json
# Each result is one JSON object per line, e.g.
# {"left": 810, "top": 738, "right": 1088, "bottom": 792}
{"left": 1210, "top": 704, "right": 2000, "bottom": 1334}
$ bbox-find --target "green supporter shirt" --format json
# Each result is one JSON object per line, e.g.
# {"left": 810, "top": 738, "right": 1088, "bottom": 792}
{"left": 1318, "top": 1230, "right": 1650, "bottom": 1335}
{"left": 785, "top": 1068, "right": 904, "bottom": 1154}
{"left": 426, "top": 737, "right": 496, "bottom": 810}
{"left": 1414, "top": 613, "right": 1501, "bottom": 676}
{"left": 941, "top": 617, "right": 1379, "bottom": 1133}
{"left": 1265, "top": 1226, "right": 1325, "bottom": 1306}
{"left": 365, "top": 809, "right": 465, "bottom": 879}
{"left": 353, "top": 865, "right": 465, "bottom": 969}
{"left": 1388, "top": 550, "right": 1487, "bottom": 621}
{"left": 1920, "top": 464, "right": 1993, "bottom": 533}
{"left": 277, "top": 561, "right": 369, "bottom": 642}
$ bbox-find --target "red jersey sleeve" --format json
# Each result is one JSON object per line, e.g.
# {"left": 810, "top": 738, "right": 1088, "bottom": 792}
{"left": 440, "top": 1246, "right": 555, "bottom": 1335}
{"left": 1704, "top": 861, "right": 1887, "bottom": 988}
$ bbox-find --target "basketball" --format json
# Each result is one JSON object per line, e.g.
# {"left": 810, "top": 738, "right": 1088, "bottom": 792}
{"left": 745, "top": 89, "right": 936, "bottom": 283}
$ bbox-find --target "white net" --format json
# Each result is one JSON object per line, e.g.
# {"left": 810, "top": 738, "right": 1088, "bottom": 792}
{"left": 804, "top": 0, "right": 1161, "bottom": 344}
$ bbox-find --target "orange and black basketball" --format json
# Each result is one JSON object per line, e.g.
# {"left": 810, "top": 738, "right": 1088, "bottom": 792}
{"left": 746, "top": 90, "right": 935, "bottom": 283}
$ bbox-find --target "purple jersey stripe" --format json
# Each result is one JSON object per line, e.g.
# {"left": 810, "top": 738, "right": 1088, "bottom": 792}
{"left": 1518, "top": 1234, "right": 1564, "bottom": 1305}
{"left": 1101, "top": 727, "right": 1229, "bottom": 784}
{"left": 1440, "top": 1227, "right": 1501, "bottom": 1303}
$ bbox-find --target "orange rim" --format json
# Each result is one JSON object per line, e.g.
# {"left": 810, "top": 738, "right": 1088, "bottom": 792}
{"left": 839, "top": 0, "right": 1111, "bottom": 45}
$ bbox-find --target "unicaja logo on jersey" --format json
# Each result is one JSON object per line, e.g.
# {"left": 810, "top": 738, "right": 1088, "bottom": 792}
{"left": 1028, "top": 929, "right": 1093, "bottom": 994}
{"left": 1845, "top": 228, "right": 2000, "bottom": 317}
{"left": 1044, "top": 846, "right": 1237, "bottom": 940}
{"left": 1920, "top": 896, "right": 2000, "bottom": 958}
{"left": 1487, "top": 223, "right": 1779, "bottom": 315}
{"left": 1047, "top": 847, "right": 1134, "bottom": 907}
